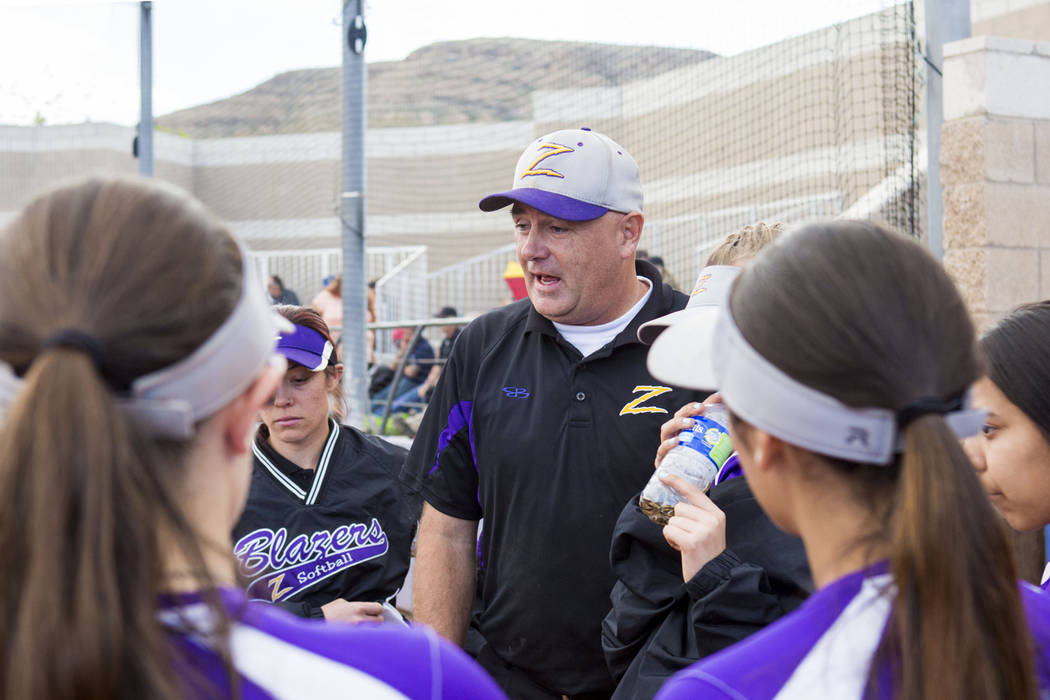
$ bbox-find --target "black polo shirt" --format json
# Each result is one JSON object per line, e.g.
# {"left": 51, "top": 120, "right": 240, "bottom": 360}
{"left": 401, "top": 261, "right": 705, "bottom": 695}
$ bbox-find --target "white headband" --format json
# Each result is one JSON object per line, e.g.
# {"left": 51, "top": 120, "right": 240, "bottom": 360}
{"left": 648, "top": 294, "right": 987, "bottom": 465}
{"left": 0, "top": 248, "right": 292, "bottom": 440}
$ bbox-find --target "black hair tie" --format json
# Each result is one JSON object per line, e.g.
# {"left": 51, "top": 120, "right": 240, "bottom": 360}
{"left": 41, "top": 328, "right": 105, "bottom": 373}
{"left": 896, "top": 395, "right": 962, "bottom": 428}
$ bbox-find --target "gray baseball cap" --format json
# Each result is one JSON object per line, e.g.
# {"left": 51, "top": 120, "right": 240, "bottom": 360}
{"left": 479, "top": 127, "right": 643, "bottom": 221}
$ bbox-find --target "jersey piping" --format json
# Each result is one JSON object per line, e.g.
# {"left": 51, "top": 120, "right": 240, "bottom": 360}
{"left": 252, "top": 418, "right": 340, "bottom": 505}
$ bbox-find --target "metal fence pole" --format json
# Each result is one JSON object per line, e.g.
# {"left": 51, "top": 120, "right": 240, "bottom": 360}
{"left": 924, "top": 0, "right": 970, "bottom": 259}
{"left": 342, "top": 0, "right": 369, "bottom": 429}
{"left": 138, "top": 1, "right": 153, "bottom": 177}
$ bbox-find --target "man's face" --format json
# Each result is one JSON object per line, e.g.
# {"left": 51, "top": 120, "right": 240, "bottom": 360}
{"left": 512, "top": 203, "right": 638, "bottom": 326}
{"left": 267, "top": 281, "right": 281, "bottom": 298}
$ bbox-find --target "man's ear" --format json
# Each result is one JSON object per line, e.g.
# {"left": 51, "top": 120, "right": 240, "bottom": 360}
{"left": 222, "top": 364, "right": 283, "bottom": 456}
{"left": 619, "top": 211, "right": 644, "bottom": 259}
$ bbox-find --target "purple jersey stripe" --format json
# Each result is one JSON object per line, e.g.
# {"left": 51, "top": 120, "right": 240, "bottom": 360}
{"left": 160, "top": 587, "right": 509, "bottom": 699}
{"left": 428, "top": 400, "right": 475, "bottom": 476}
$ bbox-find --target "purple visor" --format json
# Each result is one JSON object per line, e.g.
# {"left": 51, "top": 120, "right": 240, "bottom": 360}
{"left": 479, "top": 188, "right": 608, "bottom": 222}
{"left": 276, "top": 324, "right": 333, "bottom": 372}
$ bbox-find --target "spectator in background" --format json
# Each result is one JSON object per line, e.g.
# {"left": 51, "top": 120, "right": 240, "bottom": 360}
{"left": 371, "top": 327, "right": 434, "bottom": 417}
{"left": 647, "top": 256, "right": 680, "bottom": 291}
{"left": 367, "top": 279, "right": 378, "bottom": 367}
{"left": 312, "top": 273, "right": 343, "bottom": 335}
{"left": 388, "top": 306, "right": 463, "bottom": 417}
{"left": 267, "top": 274, "right": 300, "bottom": 306}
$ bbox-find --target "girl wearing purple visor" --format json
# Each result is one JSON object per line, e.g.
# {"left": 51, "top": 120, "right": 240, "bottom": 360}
{"left": 233, "top": 306, "right": 421, "bottom": 625}
{"left": 648, "top": 221, "right": 1050, "bottom": 699}
{"left": 0, "top": 178, "right": 506, "bottom": 700}
{"left": 964, "top": 302, "right": 1050, "bottom": 586}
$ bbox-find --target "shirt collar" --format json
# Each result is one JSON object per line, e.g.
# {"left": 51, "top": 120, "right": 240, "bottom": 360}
{"left": 524, "top": 259, "right": 667, "bottom": 349}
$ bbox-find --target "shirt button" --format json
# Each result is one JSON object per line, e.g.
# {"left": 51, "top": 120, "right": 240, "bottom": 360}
{"left": 576, "top": 392, "right": 586, "bottom": 401}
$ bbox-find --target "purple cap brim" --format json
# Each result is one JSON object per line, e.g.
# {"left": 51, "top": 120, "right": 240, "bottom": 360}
{"left": 276, "top": 324, "right": 332, "bottom": 372}
{"left": 479, "top": 188, "right": 608, "bottom": 222}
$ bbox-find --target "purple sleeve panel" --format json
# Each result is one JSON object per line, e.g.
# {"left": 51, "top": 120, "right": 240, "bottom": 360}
{"left": 1021, "top": 582, "right": 1050, "bottom": 690}
{"left": 237, "top": 600, "right": 507, "bottom": 699}
{"left": 430, "top": 626, "right": 510, "bottom": 699}
{"left": 654, "top": 674, "right": 743, "bottom": 700}
{"left": 428, "top": 400, "right": 477, "bottom": 477}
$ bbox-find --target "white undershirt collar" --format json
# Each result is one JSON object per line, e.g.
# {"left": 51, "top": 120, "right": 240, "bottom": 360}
{"left": 553, "top": 277, "right": 652, "bottom": 357}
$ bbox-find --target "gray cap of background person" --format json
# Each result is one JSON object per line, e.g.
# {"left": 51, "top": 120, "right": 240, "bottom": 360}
{"left": 436, "top": 306, "right": 458, "bottom": 318}
{"left": 478, "top": 127, "right": 643, "bottom": 221}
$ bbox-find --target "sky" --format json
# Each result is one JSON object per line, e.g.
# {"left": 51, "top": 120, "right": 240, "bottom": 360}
{"left": 0, "top": 0, "right": 884, "bottom": 126}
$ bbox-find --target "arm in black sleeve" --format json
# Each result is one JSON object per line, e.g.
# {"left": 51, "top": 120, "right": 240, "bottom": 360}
{"left": 605, "top": 479, "right": 812, "bottom": 700}
{"left": 680, "top": 479, "right": 811, "bottom": 656}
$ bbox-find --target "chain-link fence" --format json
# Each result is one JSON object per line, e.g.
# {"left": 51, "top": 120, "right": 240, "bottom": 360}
{"left": 1, "top": 2, "right": 927, "bottom": 315}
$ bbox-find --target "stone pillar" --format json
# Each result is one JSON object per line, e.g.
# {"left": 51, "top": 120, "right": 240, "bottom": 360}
{"left": 941, "top": 35, "right": 1050, "bottom": 583}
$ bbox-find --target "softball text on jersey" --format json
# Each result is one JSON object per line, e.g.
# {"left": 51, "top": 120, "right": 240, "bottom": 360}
{"left": 235, "top": 519, "right": 388, "bottom": 602}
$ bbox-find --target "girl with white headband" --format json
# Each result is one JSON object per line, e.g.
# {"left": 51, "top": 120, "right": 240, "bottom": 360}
{"left": 648, "top": 221, "right": 1050, "bottom": 699}
{"left": 0, "top": 177, "right": 506, "bottom": 700}
{"left": 965, "top": 301, "right": 1050, "bottom": 586}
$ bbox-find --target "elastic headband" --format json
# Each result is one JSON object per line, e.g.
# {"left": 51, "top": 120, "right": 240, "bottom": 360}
{"left": 0, "top": 248, "right": 292, "bottom": 440}
{"left": 649, "top": 298, "right": 987, "bottom": 465}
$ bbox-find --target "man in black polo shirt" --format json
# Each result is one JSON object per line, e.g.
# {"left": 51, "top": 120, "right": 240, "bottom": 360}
{"left": 401, "top": 128, "right": 703, "bottom": 699}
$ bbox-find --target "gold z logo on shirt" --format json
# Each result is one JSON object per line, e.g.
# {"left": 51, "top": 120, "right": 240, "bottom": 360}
{"left": 521, "top": 143, "right": 574, "bottom": 179}
{"left": 620, "top": 385, "right": 672, "bottom": 416}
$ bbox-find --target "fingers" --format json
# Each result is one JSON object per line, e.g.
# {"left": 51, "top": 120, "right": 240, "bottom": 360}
{"left": 656, "top": 403, "right": 707, "bottom": 467}
{"left": 654, "top": 436, "right": 678, "bottom": 467}
{"left": 659, "top": 473, "right": 719, "bottom": 511}
{"left": 660, "top": 495, "right": 728, "bottom": 582}
{"left": 349, "top": 601, "right": 385, "bottom": 616}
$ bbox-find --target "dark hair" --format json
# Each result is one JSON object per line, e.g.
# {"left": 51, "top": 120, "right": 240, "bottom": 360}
{"left": 269, "top": 275, "right": 285, "bottom": 292}
{"left": 980, "top": 301, "right": 1050, "bottom": 443}
{"left": 729, "top": 220, "right": 1038, "bottom": 700}
{"left": 437, "top": 306, "right": 458, "bottom": 318}
{"left": 256, "top": 306, "right": 344, "bottom": 443}
{"left": 0, "top": 177, "right": 243, "bottom": 699}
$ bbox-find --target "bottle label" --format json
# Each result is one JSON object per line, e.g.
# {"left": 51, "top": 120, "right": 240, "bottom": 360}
{"left": 676, "top": 415, "right": 733, "bottom": 468}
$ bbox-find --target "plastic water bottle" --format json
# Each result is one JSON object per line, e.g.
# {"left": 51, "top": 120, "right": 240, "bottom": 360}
{"left": 639, "top": 403, "right": 732, "bottom": 525}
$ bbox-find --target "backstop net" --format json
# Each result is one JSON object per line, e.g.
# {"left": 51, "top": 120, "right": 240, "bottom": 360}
{"left": 0, "top": 0, "right": 924, "bottom": 345}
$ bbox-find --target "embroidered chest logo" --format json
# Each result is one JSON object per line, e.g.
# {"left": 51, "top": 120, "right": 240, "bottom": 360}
{"left": 620, "top": 385, "right": 672, "bottom": 416}
{"left": 234, "top": 519, "right": 389, "bottom": 603}
{"left": 502, "top": 386, "right": 530, "bottom": 398}
{"left": 521, "top": 142, "right": 574, "bottom": 179}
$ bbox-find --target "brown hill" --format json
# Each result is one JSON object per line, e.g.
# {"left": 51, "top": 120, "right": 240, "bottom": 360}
{"left": 157, "top": 38, "right": 715, "bottom": 137}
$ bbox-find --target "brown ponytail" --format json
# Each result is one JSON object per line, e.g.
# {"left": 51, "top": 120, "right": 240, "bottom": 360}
{"left": 0, "top": 177, "right": 244, "bottom": 699}
{"left": 881, "top": 415, "right": 1034, "bottom": 699}
{"left": 731, "top": 220, "right": 1041, "bottom": 699}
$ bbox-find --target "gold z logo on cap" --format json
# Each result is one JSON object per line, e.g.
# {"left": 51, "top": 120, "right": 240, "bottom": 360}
{"left": 521, "top": 142, "right": 574, "bottom": 179}
{"left": 620, "top": 385, "right": 672, "bottom": 416}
